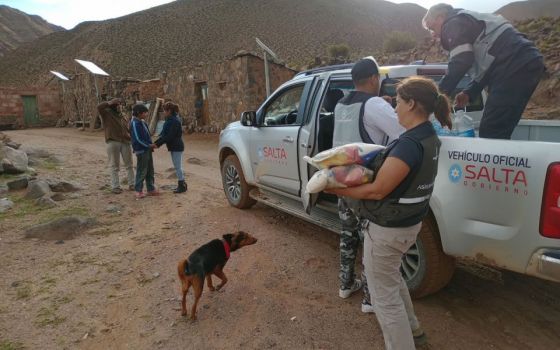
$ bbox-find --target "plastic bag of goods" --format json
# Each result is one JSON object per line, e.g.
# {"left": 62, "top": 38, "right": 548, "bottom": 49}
{"left": 451, "top": 110, "right": 475, "bottom": 137}
{"left": 303, "top": 143, "right": 385, "bottom": 170}
{"left": 306, "top": 164, "right": 375, "bottom": 193}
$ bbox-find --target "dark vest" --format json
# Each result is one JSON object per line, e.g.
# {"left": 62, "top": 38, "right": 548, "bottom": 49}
{"left": 346, "top": 132, "right": 441, "bottom": 227}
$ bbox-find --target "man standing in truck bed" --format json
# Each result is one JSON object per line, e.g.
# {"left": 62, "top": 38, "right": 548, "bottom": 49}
{"left": 422, "top": 3, "right": 545, "bottom": 139}
{"left": 333, "top": 57, "right": 404, "bottom": 313}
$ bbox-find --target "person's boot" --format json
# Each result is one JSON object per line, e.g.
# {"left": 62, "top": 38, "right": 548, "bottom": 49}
{"left": 174, "top": 180, "right": 187, "bottom": 193}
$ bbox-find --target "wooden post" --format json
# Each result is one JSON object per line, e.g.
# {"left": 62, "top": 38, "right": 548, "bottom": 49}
{"left": 149, "top": 97, "right": 164, "bottom": 134}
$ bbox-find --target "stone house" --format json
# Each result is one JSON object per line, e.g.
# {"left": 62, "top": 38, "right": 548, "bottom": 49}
{"left": 0, "top": 87, "right": 61, "bottom": 130}
{"left": 162, "top": 52, "right": 297, "bottom": 132}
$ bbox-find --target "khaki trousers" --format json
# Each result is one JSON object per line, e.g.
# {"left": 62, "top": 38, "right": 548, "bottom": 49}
{"left": 106, "top": 141, "right": 134, "bottom": 190}
{"left": 363, "top": 221, "right": 421, "bottom": 350}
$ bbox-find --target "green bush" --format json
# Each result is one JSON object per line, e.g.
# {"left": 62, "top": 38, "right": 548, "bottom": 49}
{"left": 383, "top": 31, "right": 416, "bottom": 53}
{"left": 327, "top": 44, "right": 350, "bottom": 59}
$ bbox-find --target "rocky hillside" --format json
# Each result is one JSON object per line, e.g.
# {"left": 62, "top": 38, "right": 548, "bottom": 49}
{"left": 496, "top": 0, "right": 560, "bottom": 21}
{"left": 0, "top": 5, "right": 64, "bottom": 57}
{"left": 0, "top": 0, "right": 428, "bottom": 87}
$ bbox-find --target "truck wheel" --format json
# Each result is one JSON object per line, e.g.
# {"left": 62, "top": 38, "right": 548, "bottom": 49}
{"left": 401, "top": 213, "right": 456, "bottom": 298}
{"left": 221, "top": 155, "right": 256, "bottom": 209}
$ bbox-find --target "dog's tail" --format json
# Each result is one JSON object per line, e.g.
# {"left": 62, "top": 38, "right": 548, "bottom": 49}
{"left": 180, "top": 258, "right": 205, "bottom": 280}
{"left": 178, "top": 259, "right": 189, "bottom": 278}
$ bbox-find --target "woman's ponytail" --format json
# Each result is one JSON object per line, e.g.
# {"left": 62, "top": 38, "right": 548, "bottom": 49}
{"left": 434, "top": 94, "right": 452, "bottom": 129}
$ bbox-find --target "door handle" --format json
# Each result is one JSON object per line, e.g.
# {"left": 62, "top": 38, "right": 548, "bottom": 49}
{"left": 283, "top": 136, "right": 294, "bottom": 143}
{"left": 300, "top": 143, "right": 311, "bottom": 148}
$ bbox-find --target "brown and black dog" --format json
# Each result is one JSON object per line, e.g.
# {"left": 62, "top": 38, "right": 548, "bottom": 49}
{"left": 177, "top": 231, "right": 257, "bottom": 320}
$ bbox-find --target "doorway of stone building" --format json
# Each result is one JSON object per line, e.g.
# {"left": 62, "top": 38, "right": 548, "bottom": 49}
{"left": 22, "top": 95, "right": 40, "bottom": 126}
{"left": 195, "top": 82, "right": 209, "bottom": 126}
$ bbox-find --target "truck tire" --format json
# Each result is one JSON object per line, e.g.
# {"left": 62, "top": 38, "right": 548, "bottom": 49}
{"left": 221, "top": 155, "right": 256, "bottom": 209}
{"left": 402, "top": 213, "right": 456, "bottom": 299}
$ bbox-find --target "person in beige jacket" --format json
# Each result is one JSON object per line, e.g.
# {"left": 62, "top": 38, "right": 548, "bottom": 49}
{"left": 97, "top": 98, "right": 135, "bottom": 194}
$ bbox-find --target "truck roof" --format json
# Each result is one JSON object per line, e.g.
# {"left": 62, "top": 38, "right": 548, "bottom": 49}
{"left": 292, "top": 63, "right": 449, "bottom": 81}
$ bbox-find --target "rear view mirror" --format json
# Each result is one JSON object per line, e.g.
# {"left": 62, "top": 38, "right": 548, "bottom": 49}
{"left": 240, "top": 111, "right": 257, "bottom": 126}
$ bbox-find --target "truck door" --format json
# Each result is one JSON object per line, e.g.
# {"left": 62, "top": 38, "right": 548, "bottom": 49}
{"left": 250, "top": 80, "right": 313, "bottom": 196}
{"left": 302, "top": 76, "right": 355, "bottom": 213}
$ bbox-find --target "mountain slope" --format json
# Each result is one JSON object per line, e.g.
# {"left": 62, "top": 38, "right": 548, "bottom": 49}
{"left": 0, "top": 5, "right": 64, "bottom": 57}
{"left": 496, "top": 0, "right": 560, "bottom": 21}
{"left": 0, "top": 0, "right": 428, "bottom": 87}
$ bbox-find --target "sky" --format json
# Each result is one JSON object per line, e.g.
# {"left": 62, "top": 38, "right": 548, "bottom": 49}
{"left": 1, "top": 0, "right": 516, "bottom": 30}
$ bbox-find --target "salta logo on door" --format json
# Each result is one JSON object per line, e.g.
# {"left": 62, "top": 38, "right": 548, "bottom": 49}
{"left": 447, "top": 150, "right": 529, "bottom": 196}
{"left": 257, "top": 146, "right": 288, "bottom": 165}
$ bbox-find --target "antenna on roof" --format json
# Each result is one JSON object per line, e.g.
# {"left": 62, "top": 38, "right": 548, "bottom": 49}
{"left": 256, "top": 38, "right": 278, "bottom": 97}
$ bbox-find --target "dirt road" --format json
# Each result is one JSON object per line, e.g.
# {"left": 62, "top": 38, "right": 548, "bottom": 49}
{"left": 1, "top": 128, "right": 559, "bottom": 350}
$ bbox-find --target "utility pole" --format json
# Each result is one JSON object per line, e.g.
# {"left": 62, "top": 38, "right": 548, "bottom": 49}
{"left": 256, "top": 38, "right": 279, "bottom": 98}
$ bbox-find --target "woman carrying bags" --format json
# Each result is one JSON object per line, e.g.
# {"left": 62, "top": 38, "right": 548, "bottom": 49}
{"left": 154, "top": 102, "right": 187, "bottom": 193}
{"left": 327, "top": 76, "right": 452, "bottom": 350}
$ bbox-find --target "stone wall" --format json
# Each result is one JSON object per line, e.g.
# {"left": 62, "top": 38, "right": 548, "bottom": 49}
{"left": 164, "top": 53, "right": 296, "bottom": 132}
{"left": 0, "top": 87, "right": 61, "bottom": 129}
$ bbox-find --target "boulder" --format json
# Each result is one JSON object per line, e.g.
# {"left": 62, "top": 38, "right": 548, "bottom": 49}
{"left": 6, "top": 141, "right": 20, "bottom": 149}
{"left": 25, "top": 180, "right": 52, "bottom": 199}
{"left": 35, "top": 195, "right": 58, "bottom": 208}
{"left": 1, "top": 146, "right": 29, "bottom": 174}
{"left": 0, "top": 198, "right": 14, "bottom": 213}
{"left": 23, "top": 216, "right": 96, "bottom": 240}
{"left": 46, "top": 179, "right": 82, "bottom": 192}
{"left": 7, "top": 176, "right": 29, "bottom": 191}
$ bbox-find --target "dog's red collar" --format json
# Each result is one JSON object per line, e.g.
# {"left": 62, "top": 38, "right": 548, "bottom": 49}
{"left": 223, "top": 239, "right": 230, "bottom": 259}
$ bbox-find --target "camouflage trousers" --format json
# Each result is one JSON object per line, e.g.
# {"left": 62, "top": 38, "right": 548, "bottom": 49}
{"left": 338, "top": 198, "right": 371, "bottom": 303}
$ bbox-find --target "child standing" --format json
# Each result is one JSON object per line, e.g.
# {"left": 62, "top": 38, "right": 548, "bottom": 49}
{"left": 130, "top": 104, "right": 158, "bottom": 199}
{"left": 154, "top": 102, "right": 186, "bottom": 193}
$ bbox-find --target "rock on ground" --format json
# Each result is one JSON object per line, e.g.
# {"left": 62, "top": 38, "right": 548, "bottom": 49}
{"left": 23, "top": 216, "right": 96, "bottom": 240}
{"left": 25, "top": 180, "right": 52, "bottom": 199}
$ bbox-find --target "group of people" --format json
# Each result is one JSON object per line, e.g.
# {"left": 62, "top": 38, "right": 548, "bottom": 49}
{"left": 94, "top": 2, "right": 543, "bottom": 348}
{"left": 327, "top": 4, "right": 543, "bottom": 349}
{"left": 97, "top": 99, "right": 187, "bottom": 198}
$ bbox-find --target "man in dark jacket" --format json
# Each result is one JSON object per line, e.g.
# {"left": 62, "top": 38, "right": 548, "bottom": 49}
{"left": 422, "top": 3, "right": 545, "bottom": 139}
{"left": 97, "top": 98, "right": 135, "bottom": 194}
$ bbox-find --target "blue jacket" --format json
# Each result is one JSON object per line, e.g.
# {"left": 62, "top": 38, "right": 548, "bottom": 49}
{"left": 155, "top": 113, "right": 184, "bottom": 152}
{"left": 130, "top": 117, "right": 152, "bottom": 154}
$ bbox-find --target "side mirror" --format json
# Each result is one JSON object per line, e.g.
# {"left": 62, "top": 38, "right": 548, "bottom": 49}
{"left": 240, "top": 111, "right": 257, "bottom": 126}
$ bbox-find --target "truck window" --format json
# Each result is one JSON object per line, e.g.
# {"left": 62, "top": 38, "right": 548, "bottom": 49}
{"left": 379, "top": 76, "right": 484, "bottom": 112}
{"left": 262, "top": 85, "right": 305, "bottom": 126}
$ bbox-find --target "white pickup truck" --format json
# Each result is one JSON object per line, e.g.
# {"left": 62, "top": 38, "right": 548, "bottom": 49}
{"left": 218, "top": 63, "right": 560, "bottom": 297}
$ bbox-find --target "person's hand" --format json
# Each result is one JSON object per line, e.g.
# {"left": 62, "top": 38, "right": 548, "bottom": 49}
{"left": 381, "top": 95, "right": 393, "bottom": 104}
{"left": 454, "top": 92, "right": 469, "bottom": 109}
{"left": 150, "top": 144, "right": 157, "bottom": 150}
